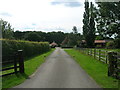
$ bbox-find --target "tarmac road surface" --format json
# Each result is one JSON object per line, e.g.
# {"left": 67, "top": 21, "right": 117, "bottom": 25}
{"left": 14, "top": 47, "right": 100, "bottom": 88}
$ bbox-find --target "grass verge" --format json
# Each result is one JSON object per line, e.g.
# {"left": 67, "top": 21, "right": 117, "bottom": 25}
{"left": 2, "top": 49, "right": 55, "bottom": 88}
{"left": 65, "top": 49, "right": 119, "bottom": 88}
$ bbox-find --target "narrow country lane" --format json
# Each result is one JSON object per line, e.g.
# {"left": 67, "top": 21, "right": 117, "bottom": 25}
{"left": 14, "top": 47, "right": 100, "bottom": 88}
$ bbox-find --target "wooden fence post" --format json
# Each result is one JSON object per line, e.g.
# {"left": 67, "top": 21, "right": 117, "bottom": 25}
{"left": 105, "top": 51, "right": 108, "bottom": 64}
{"left": 88, "top": 48, "right": 89, "bottom": 55}
{"left": 99, "top": 50, "right": 101, "bottom": 61}
{"left": 14, "top": 53, "right": 18, "bottom": 74}
{"left": 90, "top": 49, "right": 92, "bottom": 56}
{"left": 108, "top": 52, "right": 115, "bottom": 76}
{"left": 94, "top": 49, "right": 96, "bottom": 58}
{"left": 18, "top": 50, "right": 24, "bottom": 73}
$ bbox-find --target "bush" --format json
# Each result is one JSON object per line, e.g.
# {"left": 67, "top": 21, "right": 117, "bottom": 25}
{"left": 2, "top": 39, "right": 50, "bottom": 62}
{"left": 106, "top": 41, "right": 115, "bottom": 49}
{"left": 114, "top": 38, "right": 120, "bottom": 48}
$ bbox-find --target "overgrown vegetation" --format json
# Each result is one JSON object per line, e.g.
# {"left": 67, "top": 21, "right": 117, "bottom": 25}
{"left": 65, "top": 49, "right": 119, "bottom": 88}
{"left": 2, "top": 49, "right": 55, "bottom": 88}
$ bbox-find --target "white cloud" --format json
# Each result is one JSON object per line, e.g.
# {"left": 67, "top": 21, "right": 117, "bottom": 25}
{"left": 0, "top": 0, "right": 85, "bottom": 33}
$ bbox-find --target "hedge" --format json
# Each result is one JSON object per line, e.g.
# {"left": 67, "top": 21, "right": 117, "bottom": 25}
{"left": 2, "top": 39, "right": 50, "bottom": 62}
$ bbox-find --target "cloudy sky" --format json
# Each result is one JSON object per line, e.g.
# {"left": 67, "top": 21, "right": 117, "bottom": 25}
{"left": 0, "top": 0, "right": 95, "bottom": 33}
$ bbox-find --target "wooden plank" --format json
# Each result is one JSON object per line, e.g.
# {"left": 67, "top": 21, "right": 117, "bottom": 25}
{"left": 100, "top": 59, "right": 106, "bottom": 63}
{"left": 100, "top": 57, "right": 106, "bottom": 60}
{"left": 0, "top": 71, "right": 19, "bottom": 77}
{"left": 1, "top": 66, "right": 19, "bottom": 71}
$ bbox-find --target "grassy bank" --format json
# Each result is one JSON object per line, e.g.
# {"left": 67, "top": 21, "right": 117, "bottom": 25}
{"left": 2, "top": 49, "right": 55, "bottom": 88}
{"left": 65, "top": 49, "right": 119, "bottom": 88}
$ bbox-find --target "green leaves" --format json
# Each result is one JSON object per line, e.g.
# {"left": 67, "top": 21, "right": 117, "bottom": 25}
{"left": 2, "top": 39, "right": 50, "bottom": 62}
{"left": 96, "top": 2, "right": 120, "bottom": 39}
{"left": 83, "top": 2, "right": 96, "bottom": 48}
{"left": 0, "top": 19, "right": 14, "bottom": 39}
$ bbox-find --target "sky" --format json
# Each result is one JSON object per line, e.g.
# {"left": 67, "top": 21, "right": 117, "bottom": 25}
{"left": 0, "top": 0, "right": 97, "bottom": 33}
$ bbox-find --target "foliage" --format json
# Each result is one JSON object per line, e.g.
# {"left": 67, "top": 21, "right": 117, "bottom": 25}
{"left": 106, "top": 41, "right": 115, "bottom": 49}
{"left": 62, "top": 26, "right": 83, "bottom": 47}
{"left": 0, "top": 19, "right": 14, "bottom": 39}
{"left": 2, "top": 39, "right": 50, "bottom": 62}
{"left": 95, "top": 35, "right": 104, "bottom": 40}
{"left": 46, "top": 31, "right": 65, "bottom": 45}
{"left": 96, "top": 2, "right": 120, "bottom": 39}
{"left": 14, "top": 31, "right": 66, "bottom": 45}
{"left": 24, "top": 32, "right": 41, "bottom": 41}
{"left": 83, "top": 1, "right": 96, "bottom": 48}
{"left": 72, "top": 26, "right": 78, "bottom": 34}
{"left": 114, "top": 38, "right": 120, "bottom": 48}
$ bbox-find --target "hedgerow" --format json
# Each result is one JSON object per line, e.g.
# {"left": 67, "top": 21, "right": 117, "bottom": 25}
{"left": 2, "top": 39, "right": 50, "bottom": 62}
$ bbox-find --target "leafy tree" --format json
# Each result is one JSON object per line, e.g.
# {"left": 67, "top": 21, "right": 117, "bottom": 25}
{"left": 96, "top": 2, "right": 120, "bottom": 39}
{"left": 62, "top": 26, "right": 83, "bottom": 47}
{"left": 72, "top": 26, "right": 78, "bottom": 34}
{"left": 0, "top": 19, "right": 14, "bottom": 39}
{"left": 24, "top": 32, "right": 41, "bottom": 42}
{"left": 106, "top": 41, "right": 115, "bottom": 49}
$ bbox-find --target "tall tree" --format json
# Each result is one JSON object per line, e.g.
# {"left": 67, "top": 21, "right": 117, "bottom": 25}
{"left": 89, "top": 2, "right": 96, "bottom": 47}
{"left": 83, "top": 0, "right": 89, "bottom": 47}
{"left": 83, "top": 1, "right": 96, "bottom": 47}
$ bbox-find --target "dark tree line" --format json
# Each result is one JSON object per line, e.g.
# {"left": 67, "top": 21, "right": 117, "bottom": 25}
{"left": 13, "top": 31, "right": 67, "bottom": 45}
{"left": 0, "top": 19, "right": 83, "bottom": 46}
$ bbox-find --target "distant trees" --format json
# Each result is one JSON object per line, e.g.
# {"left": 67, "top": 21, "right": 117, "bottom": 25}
{"left": 14, "top": 31, "right": 66, "bottom": 45}
{"left": 24, "top": 32, "right": 42, "bottom": 42}
{"left": 72, "top": 26, "right": 78, "bottom": 34}
{"left": 62, "top": 26, "right": 83, "bottom": 47}
{"left": 83, "top": 1, "right": 96, "bottom": 48}
{"left": 0, "top": 19, "right": 14, "bottom": 39}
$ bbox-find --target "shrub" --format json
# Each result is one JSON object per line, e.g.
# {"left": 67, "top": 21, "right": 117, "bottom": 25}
{"left": 2, "top": 39, "right": 50, "bottom": 62}
{"left": 106, "top": 41, "right": 115, "bottom": 49}
{"left": 114, "top": 38, "right": 120, "bottom": 48}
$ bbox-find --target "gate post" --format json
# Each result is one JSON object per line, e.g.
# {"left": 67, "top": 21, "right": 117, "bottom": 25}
{"left": 18, "top": 50, "right": 24, "bottom": 73}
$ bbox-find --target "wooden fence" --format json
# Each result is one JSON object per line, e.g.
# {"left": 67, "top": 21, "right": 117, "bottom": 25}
{"left": 108, "top": 52, "right": 120, "bottom": 79}
{"left": 76, "top": 48, "right": 108, "bottom": 64}
{"left": 0, "top": 50, "right": 24, "bottom": 77}
{"left": 76, "top": 48, "right": 120, "bottom": 79}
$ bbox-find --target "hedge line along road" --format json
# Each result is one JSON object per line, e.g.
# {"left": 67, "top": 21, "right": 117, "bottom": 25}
{"left": 14, "top": 47, "right": 100, "bottom": 88}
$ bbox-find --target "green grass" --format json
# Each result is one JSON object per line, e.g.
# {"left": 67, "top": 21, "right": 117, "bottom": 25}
{"left": 2, "top": 49, "right": 55, "bottom": 88}
{"left": 65, "top": 49, "right": 119, "bottom": 88}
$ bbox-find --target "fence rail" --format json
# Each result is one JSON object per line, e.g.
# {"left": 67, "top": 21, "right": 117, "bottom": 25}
{"left": 0, "top": 50, "right": 24, "bottom": 77}
{"left": 76, "top": 48, "right": 120, "bottom": 79}
{"left": 76, "top": 48, "right": 108, "bottom": 64}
